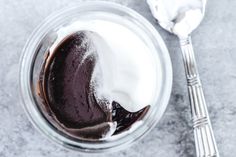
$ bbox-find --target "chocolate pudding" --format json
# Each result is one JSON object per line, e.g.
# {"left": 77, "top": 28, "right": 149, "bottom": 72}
{"left": 37, "top": 31, "right": 149, "bottom": 140}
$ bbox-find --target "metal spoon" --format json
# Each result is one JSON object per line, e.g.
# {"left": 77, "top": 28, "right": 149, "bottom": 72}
{"left": 147, "top": 0, "right": 219, "bottom": 156}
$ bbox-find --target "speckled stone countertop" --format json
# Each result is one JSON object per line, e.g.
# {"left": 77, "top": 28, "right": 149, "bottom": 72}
{"left": 0, "top": 0, "right": 236, "bottom": 157}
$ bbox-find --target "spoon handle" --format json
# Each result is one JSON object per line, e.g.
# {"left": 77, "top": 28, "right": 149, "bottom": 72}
{"left": 179, "top": 36, "right": 219, "bottom": 157}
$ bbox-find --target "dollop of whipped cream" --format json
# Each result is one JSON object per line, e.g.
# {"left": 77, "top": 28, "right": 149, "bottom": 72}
{"left": 49, "top": 19, "right": 158, "bottom": 113}
{"left": 147, "top": 0, "right": 205, "bottom": 38}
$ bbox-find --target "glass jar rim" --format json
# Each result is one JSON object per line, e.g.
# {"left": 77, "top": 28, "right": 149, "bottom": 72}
{"left": 19, "top": 1, "right": 173, "bottom": 153}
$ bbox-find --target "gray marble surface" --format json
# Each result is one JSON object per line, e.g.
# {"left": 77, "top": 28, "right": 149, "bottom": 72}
{"left": 0, "top": 0, "right": 236, "bottom": 156}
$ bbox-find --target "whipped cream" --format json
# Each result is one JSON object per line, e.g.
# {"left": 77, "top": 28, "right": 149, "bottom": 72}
{"left": 49, "top": 19, "right": 158, "bottom": 113}
{"left": 147, "top": 0, "right": 205, "bottom": 37}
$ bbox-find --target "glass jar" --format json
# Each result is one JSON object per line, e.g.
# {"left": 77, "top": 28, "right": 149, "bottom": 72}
{"left": 19, "top": 1, "right": 172, "bottom": 153}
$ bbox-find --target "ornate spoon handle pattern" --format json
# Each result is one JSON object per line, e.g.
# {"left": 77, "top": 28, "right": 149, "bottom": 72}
{"left": 180, "top": 36, "right": 219, "bottom": 157}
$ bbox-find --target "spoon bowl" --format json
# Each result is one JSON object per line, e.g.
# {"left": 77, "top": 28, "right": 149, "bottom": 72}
{"left": 147, "top": 0, "right": 206, "bottom": 38}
